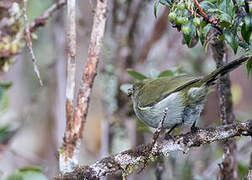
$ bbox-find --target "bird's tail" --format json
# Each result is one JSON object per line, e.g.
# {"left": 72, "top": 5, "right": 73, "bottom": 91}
{"left": 201, "top": 55, "right": 252, "bottom": 85}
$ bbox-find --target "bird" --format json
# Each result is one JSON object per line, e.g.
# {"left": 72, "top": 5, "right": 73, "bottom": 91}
{"left": 128, "top": 55, "right": 252, "bottom": 134}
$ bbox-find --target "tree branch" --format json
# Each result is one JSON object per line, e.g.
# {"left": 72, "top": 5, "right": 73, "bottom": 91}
{"left": 193, "top": 0, "right": 221, "bottom": 31}
{"left": 138, "top": 7, "right": 169, "bottom": 62}
{"left": 28, "top": 0, "right": 67, "bottom": 33}
{"left": 65, "top": 0, "right": 76, "bottom": 136}
{"left": 59, "top": 0, "right": 108, "bottom": 173}
{"left": 23, "top": 0, "right": 43, "bottom": 86}
{"left": 211, "top": 40, "right": 238, "bottom": 179}
{"left": 59, "top": 0, "right": 76, "bottom": 173}
{"left": 55, "top": 120, "right": 252, "bottom": 179}
{"left": 193, "top": 0, "right": 209, "bottom": 22}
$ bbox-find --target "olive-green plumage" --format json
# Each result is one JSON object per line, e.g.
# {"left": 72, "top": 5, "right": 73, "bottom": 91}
{"left": 130, "top": 55, "right": 251, "bottom": 129}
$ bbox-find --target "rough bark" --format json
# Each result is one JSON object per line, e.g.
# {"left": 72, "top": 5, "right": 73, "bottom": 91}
{"left": 55, "top": 120, "right": 252, "bottom": 179}
{"left": 211, "top": 40, "right": 238, "bottom": 180}
{"left": 60, "top": 0, "right": 108, "bottom": 173}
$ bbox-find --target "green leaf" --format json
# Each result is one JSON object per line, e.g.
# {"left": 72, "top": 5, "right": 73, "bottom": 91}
{"left": 158, "top": 70, "right": 174, "bottom": 77}
{"left": 174, "top": 65, "right": 185, "bottom": 74}
{"left": 244, "top": 15, "right": 252, "bottom": 32}
{"left": 0, "top": 125, "right": 18, "bottom": 144}
{"left": 0, "top": 125, "right": 10, "bottom": 135}
{"left": 219, "top": 13, "right": 232, "bottom": 27}
{"left": 19, "top": 166, "right": 42, "bottom": 173}
{"left": 127, "top": 69, "right": 148, "bottom": 80}
{"left": 199, "top": 23, "right": 211, "bottom": 45}
{"left": 241, "top": 23, "right": 251, "bottom": 44}
{"left": 206, "top": 0, "right": 217, "bottom": 3}
{"left": 0, "top": 81, "right": 12, "bottom": 89}
{"left": 159, "top": 0, "right": 172, "bottom": 7}
{"left": 203, "top": 39, "right": 211, "bottom": 53}
{"left": 247, "top": 57, "right": 252, "bottom": 76}
{"left": 136, "top": 119, "right": 152, "bottom": 134}
{"left": 20, "top": 171, "right": 47, "bottom": 180}
{"left": 7, "top": 167, "right": 47, "bottom": 180}
{"left": 238, "top": 163, "right": 248, "bottom": 179}
{"left": 236, "top": 0, "right": 244, "bottom": 6}
{"left": 207, "top": 8, "right": 225, "bottom": 14}
{"left": 199, "top": 1, "right": 217, "bottom": 11}
{"left": 0, "top": 81, "right": 11, "bottom": 112}
{"left": 7, "top": 172, "right": 23, "bottom": 180}
{"left": 217, "top": 0, "right": 234, "bottom": 16}
{"left": 183, "top": 18, "right": 196, "bottom": 47}
{"left": 224, "top": 29, "right": 239, "bottom": 53}
{"left": 242, "top": 15, "right": 252, "bottom": 45}
{"left": 239, "top": 40, "right": 250, "bottom": 49}
{"left": 0, "top": 125, "right": 11, "bottom": 144}
{"left": 0, "top": 90, "right": 9, "bottom": 112}
{"left": 154, "top": 1, "right": 159, "bottom": 18}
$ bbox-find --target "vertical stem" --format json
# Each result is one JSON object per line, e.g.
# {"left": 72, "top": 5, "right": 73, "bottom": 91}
{"left": 73, "top": 0, "right": 107, "bottom": 142}
{"left": 60, "top": 0, "right": 76, "bottom": 173}
{"left": 60, "top": 0, "right": 108, "bottom": 173}
{"left": 65, "top": 0, "right": 76, "bottom": 138}
{"left": 211, "top": 40, "right": 238, "bottom": 180}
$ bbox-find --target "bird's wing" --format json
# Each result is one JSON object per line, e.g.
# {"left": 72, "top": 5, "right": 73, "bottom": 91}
{"left": 137, "top": 75, "right": 200, "bottom": 107}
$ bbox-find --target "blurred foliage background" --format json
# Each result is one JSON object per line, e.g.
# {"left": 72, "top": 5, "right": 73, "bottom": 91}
{"left": 0, "top": 0, "right": 251, "bottom": 179}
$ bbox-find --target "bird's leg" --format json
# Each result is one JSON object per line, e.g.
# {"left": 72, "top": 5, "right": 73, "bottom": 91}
{"left": 191, "top": 120, "right": 199, "bottom": 132}
{"left": 164, "top": 124, "right": 178, "bottom": 140}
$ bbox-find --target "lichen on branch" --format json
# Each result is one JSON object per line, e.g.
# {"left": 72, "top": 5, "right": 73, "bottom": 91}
{"left": 55, "top": 120, "right": 252, "bottom": 179}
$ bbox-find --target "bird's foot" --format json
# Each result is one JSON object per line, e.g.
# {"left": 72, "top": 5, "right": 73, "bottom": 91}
{"left": 191, "top": 126, "right": 200, "bottom": 132}
{"left": 164, "top": 133, "right": 175, "bottom": 141}
{"left": 164, "top": 123, "right": 179, "bottom": 141}
{"left": 191, "top": 121, "right": 199, "bottom": 132}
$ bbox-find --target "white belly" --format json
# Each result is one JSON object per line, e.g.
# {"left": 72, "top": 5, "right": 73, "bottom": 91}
{"left": 133, "top": 92, "right": 185, "bottom": 128}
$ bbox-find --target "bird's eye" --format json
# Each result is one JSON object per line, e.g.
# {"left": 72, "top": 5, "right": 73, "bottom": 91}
{"left": 127, "top": 88, "right": 133, "bottom": 96}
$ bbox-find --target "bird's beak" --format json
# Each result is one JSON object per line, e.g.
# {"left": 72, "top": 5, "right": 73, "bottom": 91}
{"left": 127, "top": 88, "right": 133, "bottom": 97}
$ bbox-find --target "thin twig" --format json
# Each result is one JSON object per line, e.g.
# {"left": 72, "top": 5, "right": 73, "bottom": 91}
{"left": 65, "top": 0, "right": 76, "bottom": 141}
{"left": 151, "top": 108, "right": 168, "bottom": 148}
{"left": 59, "top": 0, "right": 108, "bottom": 173}
{"left": 193, "top": 0, "right": 208, "bottom": 20}
{"left": 73, "top": 0, "right": 107, "bottom": 138}
{"left": 55, "top": 119, "right": 252, "bottom": 179}
{"left": 193, "top": 0, "right": 219, "bottom": 26}
{"left": 23, "top": 0, "right": 43, "bottom": 86}
{"left": 29, "top": 0, "right": 67, "bottom": 32}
